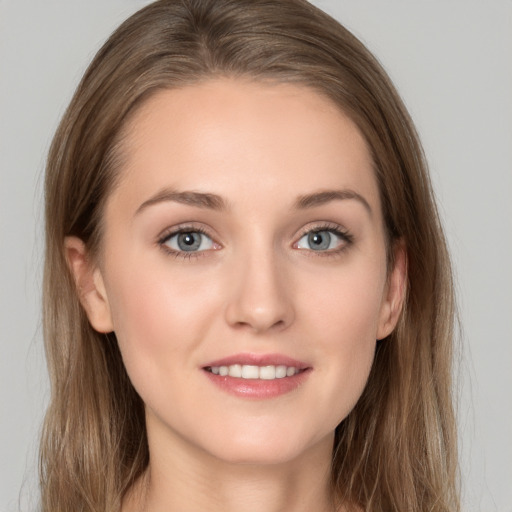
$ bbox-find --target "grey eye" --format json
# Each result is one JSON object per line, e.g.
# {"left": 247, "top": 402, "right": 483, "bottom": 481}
{"left": 296, "top": 230, "right": 342, "bottom": 251}
{"left": 164, "top": 231, "right": 214, "bottom": 252}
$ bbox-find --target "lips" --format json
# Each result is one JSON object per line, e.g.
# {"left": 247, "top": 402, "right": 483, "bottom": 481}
{"left": 202, "top": 353, "right": 311, "bottom": 399}
{"left": 208, "top": 364, "right": 300, "bottom": 380}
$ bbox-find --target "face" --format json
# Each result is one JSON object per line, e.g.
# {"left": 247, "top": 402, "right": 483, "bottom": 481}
{"left": 69, "top": 79, "right": 405, "bottom": 466}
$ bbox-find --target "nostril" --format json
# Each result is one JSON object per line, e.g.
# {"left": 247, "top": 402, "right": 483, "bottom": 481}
{"left": 272, "top": 319, "right": 286, "bottom": 329}
{"left": 233, "top": 317, "right": 287, "bottom": 333}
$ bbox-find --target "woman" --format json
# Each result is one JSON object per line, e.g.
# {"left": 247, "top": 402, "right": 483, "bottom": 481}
{"left": 40, "top": 0, "right": 459, "bottom": 511}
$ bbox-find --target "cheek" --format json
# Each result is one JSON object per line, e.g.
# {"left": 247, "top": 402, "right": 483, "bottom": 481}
{"left": 103, "top": 261, "right": 221, "bottom": 393}
{"left": 300, "top": 257, "right": 387, "bottom": 419}
{"left": 305, "top": 253, "right": 386, "bottom": 343}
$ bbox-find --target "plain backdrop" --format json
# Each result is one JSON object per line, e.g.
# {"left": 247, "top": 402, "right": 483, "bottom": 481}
{"left": 1, "top": 1, "right": 511, "bottom": 511}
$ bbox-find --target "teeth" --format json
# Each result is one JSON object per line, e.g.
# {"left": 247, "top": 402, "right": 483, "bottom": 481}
{"left": 276, "top": 365, "right": 287, "bottom": 378}
{"left": 259, "top": 365, "right": 275, "bottom": 380}
{"left": 229, "top": 364, "right": 242, "bottom": 378}
{"left": 209, "top": 364, "right": 300, "bottom": 380}
{"left": 241, "top": 365, "right": 259, "bottom": 379}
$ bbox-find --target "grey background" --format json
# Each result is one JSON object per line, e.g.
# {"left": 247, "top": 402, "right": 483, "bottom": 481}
{"left": 1, "top": 1, "right": 511, "bottom": 510}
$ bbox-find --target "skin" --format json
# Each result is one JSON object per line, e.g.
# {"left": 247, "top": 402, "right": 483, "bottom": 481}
{"left": 66, "top": 79, "right": 406, "bottom": 512}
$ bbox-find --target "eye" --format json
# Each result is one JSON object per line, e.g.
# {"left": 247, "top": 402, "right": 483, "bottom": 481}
{"left": 162, "top": 230, "right": 215, "bottom": 253}
{"left": 295, "top": 228, "right": 349, "bottom": 252}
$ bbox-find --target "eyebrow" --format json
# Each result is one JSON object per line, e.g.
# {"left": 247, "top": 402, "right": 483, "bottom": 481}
{"left": 135, "top": 187, "right": 371, "bottom": 216}
{"left": 135, "top": 188, "right": 229, "bottom": 215}
{"left": 294, "top": 189, "right": 372, "bottom": 215}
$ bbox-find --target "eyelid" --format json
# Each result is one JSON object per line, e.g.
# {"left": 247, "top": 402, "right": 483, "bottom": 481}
{"left": 157, "top": 223, "right": 221, "bottom": 258}
{"left": 157, "top": 223, "right": 211, "bottom": 243}
{"left": 295, "top": 221, "right": 351, "bottom": 240}
{"left": 293, "top": 222, "right": 353, "bottom": 253}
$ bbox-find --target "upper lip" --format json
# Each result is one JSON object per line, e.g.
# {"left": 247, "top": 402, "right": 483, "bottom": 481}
{"left": 203, "top": 353, "right": 310, "bottom": 370}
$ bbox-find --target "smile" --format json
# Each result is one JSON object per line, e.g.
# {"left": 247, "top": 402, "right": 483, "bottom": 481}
{"left": 207, "top": 364, "right": 301, "bottom": 380}
{"left": 202, "top": 354, "right": 311, "bottom": 399}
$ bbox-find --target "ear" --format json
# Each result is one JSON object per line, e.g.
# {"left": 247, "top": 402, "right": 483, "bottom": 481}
{"left": 376, "top": 240, "right": 408, "bottom": 340}
{"left": 64, "top": 236, "right": 114, "bottom": 333}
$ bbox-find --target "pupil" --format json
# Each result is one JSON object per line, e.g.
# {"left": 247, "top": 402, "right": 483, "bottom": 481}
{"left": 312, "top": 233, "right": 323, "bottom": 245}
{"left": 183, "top": 234, "right": 195, "bottom": 245}
{"left": 178, "top": 232, "right": 200, "bottom": 251}
{"left": 308, "top": 231, "right": 330, "bottom": 250}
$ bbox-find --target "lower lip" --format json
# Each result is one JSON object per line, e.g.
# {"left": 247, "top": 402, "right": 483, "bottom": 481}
{"left": 203, "top": 369, "right": 311, "bottom": 399}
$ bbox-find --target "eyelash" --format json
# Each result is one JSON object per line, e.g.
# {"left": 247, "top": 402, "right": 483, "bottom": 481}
{"left": 295, "top": 222, "right": 354, "bottom": 257}
{"left": 158, "top": 225, "right": 214, "bottom": 260}
{"left": 157, "top": 222, "right": 353, "bottom": 260}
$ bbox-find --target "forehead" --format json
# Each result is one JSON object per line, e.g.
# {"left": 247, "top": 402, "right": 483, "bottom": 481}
{"left": 111, "top": 78, "right": 379, "bottom": 212}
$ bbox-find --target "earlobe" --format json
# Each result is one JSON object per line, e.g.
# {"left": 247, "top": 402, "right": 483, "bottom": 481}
{"left": 64, "top": 236, "right": 114, "bottom": 333}
{"left": 376, "top": 241, "right": 408, "bottom": 340}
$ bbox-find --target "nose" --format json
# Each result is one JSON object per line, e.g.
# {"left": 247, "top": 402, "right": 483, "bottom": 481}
{"left": 224, "top": 248, "right": 295, "bottom": 333}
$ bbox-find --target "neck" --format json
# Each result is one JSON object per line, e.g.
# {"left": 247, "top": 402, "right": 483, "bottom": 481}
{"left": 123, "top": 427, "right": 338, "bottom": 512}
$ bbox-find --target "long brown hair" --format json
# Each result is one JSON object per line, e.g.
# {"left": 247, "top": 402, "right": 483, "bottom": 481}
{"left": 41, "top": 1, "right": 459, "bottom": 510}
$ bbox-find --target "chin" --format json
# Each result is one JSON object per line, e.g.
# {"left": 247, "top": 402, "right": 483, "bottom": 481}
{"left": 198, "top": 427, "right": 334, "bottom": 467}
